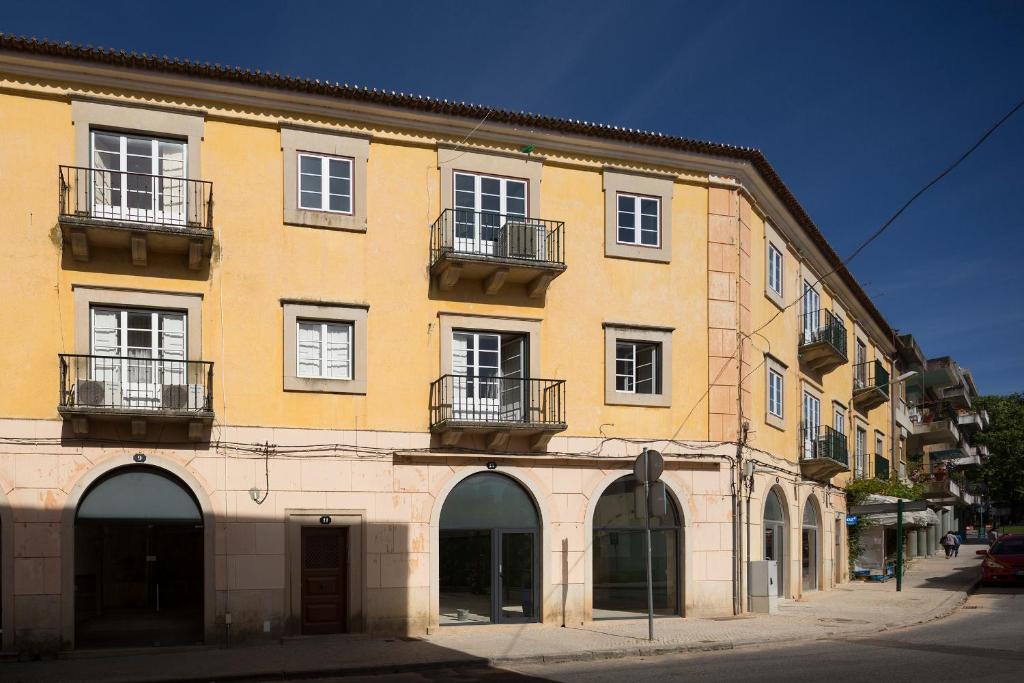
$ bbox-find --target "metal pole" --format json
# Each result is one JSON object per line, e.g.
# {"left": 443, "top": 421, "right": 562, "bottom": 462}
{"left": 896, "top": 499, "right": 903, "bottom": 592}
{"left": 645, "top": 449, "right": 654, "bottom": 642}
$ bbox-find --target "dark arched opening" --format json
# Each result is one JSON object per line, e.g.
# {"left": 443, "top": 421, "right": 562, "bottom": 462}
{"left": 764, "top": 488, "right": 787, "bottom": 597}
{"left": 439, "top": 473, "right": 540, "bottom": 625}
{"left": 74, "top": 466, "right": 203, "bottom": 647}
{"left": 593, "top": 475, "right": 682, "bottom": 619}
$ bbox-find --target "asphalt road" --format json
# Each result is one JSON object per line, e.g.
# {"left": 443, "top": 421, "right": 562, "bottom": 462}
{"left": 512, "top": 585, "right": 1024, "bottom": 683}
{"left": 273, "top": 586, "right": 1022, "bottom": 683}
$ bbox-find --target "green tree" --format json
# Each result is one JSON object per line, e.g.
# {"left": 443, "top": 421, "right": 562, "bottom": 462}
{"left": 975, "top": 393, "right": 1024, "bottom": 517}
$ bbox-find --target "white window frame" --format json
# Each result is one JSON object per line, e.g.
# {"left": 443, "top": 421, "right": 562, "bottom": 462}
{"left": 615, "top": 192, "right": 661, "bottom": 248}
{"left": 90, "top": 130, "right": 188, "bottom": 224}
{"left": 297, "top": 152, "right": 354, "bottom": 215}
{"left": 615, "top": 340, "right": 661, "bottom": 395}
{"left": 89, "top": 306, "right": 188, "bottom": 408}
{"left": 855, "top": 427, "right": 867, "bottom": 478}
{"left": 296, "top": 319, "right": 353, "bottom": 380}
{"left": 834, "top": 406, "right": 845, "bottom": 435}
{"left": 768, "top": 369, "right": 784, "bottom": 418}
{"left": 767, "top": 242, "right": 784, "bottom": 296}
{"left": 802, "top": 391, "right": 821, "bottom": 459}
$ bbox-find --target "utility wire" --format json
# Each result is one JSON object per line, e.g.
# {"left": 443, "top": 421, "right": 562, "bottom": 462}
{"left": 668, "top": 92, "right": 1024, "bottom": 441}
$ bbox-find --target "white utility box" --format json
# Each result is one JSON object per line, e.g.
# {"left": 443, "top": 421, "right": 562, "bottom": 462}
{"left": 749, "top": 560, "right": 779, "bottom": 614}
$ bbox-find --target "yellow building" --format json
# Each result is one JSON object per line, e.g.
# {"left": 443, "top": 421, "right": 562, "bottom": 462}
{"left": 0, "top": 36, "right": 903, "bottom": 652}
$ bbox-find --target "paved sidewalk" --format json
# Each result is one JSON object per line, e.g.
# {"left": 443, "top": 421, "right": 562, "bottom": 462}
{"left": 1, "top": 549, "right": 981, "bottom": 683}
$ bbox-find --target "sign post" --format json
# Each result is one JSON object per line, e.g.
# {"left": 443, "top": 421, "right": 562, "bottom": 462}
{"left": 633, "top": 448, "right": 664, "bottom": 642}
{"left": 896, "top": 498, "right": 904, "bottom": 592}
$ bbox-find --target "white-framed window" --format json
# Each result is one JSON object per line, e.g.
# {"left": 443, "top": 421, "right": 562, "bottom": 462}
{"left": 768, "top": 369, "right": 784, "bottom": 418}
{"left": 296, "top": 319, "right": 353, "bottom": 380}
{"left": 452, "top": 171, "right": 528, "bottom": 251}
{"left": 855, "top": 339, "right": 868, "bottom": 388}
{"left": 91, "top": 130, "right": 187, "bottom": 223}
{"left": 834, "top": 406, "right": 845, "bottom": 435}
{"left": 616, "top": 193, "right": 660, "bottom": 247}
{"left": 297, "top": 153, "right": 353, "bottom": 214}
{"left": 89, "top": 306, "right": 188, "bottom": 408}
{"left": 615, "top": 341, "right": 661, "bottom": 394}
{"left": 855, "top": 427, "right": 867, "bottom": 478}
{"left": 802, "top": 391, "right": 821, "bottom": 459}
{"left": 767, "top": 243, "right": 783, "bottom": 297}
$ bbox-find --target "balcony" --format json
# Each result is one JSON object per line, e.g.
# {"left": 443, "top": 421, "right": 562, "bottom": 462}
{"left": 798, "top": 309, "right": 848, "bottom": 373}
{"left": 429, "top": 209, "right": 566, "bottom": 297}
{"left": 923, "top": 478, "right": 961, "bottom": 504}
{"left": 58, "top": 166, "right": 214, "bottom": 269}
{"left": 59, "top": 354, "right": 214, "bottom": 439}
{"left": 429, "top": 374, "right": 566, "bottom": 450}
{"left": 852, "top": 359, "right": 890, "bottom": 411}
{"left": 874, "top": 453, "right": 890, "bottom": 480}
{"left": 908, "top": 416, "right": 960, "bottom": 448}
{"left": 799, "top": 424, "right": 850, "bottom": 482}
{"left": 957, "top": 410, "right": 988, "bottom": 433}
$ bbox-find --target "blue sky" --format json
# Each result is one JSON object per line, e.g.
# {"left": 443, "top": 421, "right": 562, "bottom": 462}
{"left": 4, "top": 1, "right": 1022, "bottom": 393}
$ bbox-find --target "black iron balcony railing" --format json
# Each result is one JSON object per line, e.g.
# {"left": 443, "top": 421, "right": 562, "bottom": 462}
{"left": 800, "top": 423, "right": 850, "bottom": 467}
{"left": 59, "top": 165, "right": 213, "bottom": 230}
{"left": 429, "top": 374, "right": 565, "bottom": 429}
{"left": 799, "top": 308, "right": 848, "bottom": 358}
{"left": 429, "top": 209, "right": 565, "bottom": 268}
{"left": 874, "top": 453, "right": 890, "bottom": 480}
{"left": 59, "top": 354, "right": 213, "bottom": 413}
{"left": 854, "top": 359, "right": 890, "bottom": 394}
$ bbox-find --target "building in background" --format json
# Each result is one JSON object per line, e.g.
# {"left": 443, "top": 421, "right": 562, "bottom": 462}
{"left": 0, "top": 35, "right": 964, "bottom": 652}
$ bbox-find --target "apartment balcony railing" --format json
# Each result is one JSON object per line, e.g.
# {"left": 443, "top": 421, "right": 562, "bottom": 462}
{"left": 59, "top": 353, "right": 214, "bottom": 438}
{"left": 852, "top": 359, "right": 890, "bottom": 411}
{"left": 429, "top": 374, "right": 567, "bottom": 450}
{"left": 874, "top": 453, "right": 890, "bottom": 480}
{"left": 799, "top": 423, "right": 850, "bottom": 482}
{"left": 429, "top": 209, "right": 566, "bottom": 298}
{"left": 798, "top": 309, "right": 848, "bottom": 373}
{"left": 58, "top": 165, "right": 214, "bottom": 269}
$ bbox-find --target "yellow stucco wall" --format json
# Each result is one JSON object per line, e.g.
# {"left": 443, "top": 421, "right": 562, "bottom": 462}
{"left": 0, "top": 85, "right": 713, "bottom": 440}
{"left": 743, "top": 196, "right": 894, "bottom": 475}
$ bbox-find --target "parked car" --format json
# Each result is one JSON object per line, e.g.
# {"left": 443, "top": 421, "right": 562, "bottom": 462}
{"left": 976, "top": 533, "right": 1024, "bottom": 585}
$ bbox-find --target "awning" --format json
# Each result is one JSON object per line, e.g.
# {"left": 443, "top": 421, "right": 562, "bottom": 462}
{"left": 857, "top": 494, "right": 938, "bottom": 528}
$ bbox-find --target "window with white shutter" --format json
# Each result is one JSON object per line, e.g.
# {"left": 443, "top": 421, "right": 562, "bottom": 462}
{"left": 297, "top": 320, "right": 352, "bottom": 380}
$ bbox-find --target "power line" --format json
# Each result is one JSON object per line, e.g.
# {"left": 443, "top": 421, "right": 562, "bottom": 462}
{"left": 669, "top": 92, "right": 1024, "bottom": 441}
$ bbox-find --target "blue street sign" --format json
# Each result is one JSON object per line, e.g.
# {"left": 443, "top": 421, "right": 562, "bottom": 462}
{"left": 846, "top": 515, "right": 859, "bottom": 525}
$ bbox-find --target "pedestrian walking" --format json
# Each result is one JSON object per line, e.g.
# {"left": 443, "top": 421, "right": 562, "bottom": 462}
{"left": 941, "top": 530, "right": 956, "bottom": 558}
{"left": 952, "top": 531, "right": 962, "bottom": 557}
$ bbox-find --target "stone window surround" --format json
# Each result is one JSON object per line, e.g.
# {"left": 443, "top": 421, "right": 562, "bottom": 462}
{"left": 73, "top": 285, "right": 203, "bottom": 358}
{"left": 764, "top": 353, "right": 787, "bottom": 430}
{"left": 437, "top": 145, "right": 543, "bottom": 217}
{"left": 71, "top": 99, "right": 204, "bottom": 178}
{"left": 603, "top": 322, "right": 673, "bottom": 407}
{"left": 438, "top": 313, "right": 542, "bottom": 378}
{"left": 282, "top": 300, "right": 368, "bottom": 394}
{"left": 281, "top": 125, "right": 370, "bottom": 232}
{"left": 603, "top": 168, "right": 674, "bottom": 263}
{"left": 763, "top": 220, "right": 786, "bottom": 310}
{"left": 284, "top": 508, "right": 365, "bottom": 634}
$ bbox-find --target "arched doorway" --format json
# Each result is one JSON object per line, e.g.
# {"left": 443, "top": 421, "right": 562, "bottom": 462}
{"left": 74, "top": 466, "right": 204, "bottom": 647}
{"left": 763, "top": 488, "right": 786, "bottom": 597}
{"left": 439, "top": 473, "right": 539, "bottom": 625}
{"left": 592, "top": 475, "right": 682, "bottom": 619}
{"left": 802, "top": 497, "right": 821, "bottom": 592}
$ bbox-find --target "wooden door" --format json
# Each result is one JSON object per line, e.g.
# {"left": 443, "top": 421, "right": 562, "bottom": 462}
{"left": 301, "top": 526, "right": 347, "bottom": 634}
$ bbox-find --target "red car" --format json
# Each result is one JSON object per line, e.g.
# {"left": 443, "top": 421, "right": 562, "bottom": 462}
{"left": 977, "top": 534, "right": 1024, "bottom": 585}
